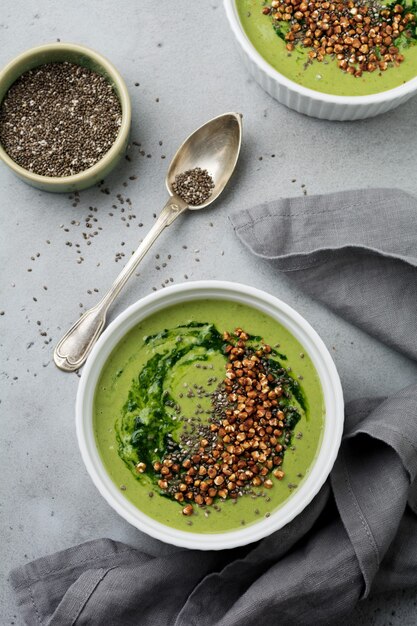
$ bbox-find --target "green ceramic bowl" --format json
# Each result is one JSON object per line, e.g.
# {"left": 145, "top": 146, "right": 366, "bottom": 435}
{"left": 0, "top": 42, "right": 132, "bottom": 192}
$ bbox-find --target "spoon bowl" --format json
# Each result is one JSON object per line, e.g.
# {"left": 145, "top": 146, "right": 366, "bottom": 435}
{"left": 166, "top": 112, "right": 242, "bottom": 209}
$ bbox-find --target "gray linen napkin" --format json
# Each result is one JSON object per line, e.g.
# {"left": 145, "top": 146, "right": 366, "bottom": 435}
{"left": 10, "top": 188, "right": 417, "bottom": 626}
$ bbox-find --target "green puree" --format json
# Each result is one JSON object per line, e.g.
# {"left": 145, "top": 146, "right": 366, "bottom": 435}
{"left": 237, "top": 0, "right": 417, "bottom": 95}
{"left": 94, "top": 299, "right": 324, "bottom": 533}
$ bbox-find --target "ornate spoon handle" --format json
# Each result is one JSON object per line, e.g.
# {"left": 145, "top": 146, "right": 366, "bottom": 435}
{"left": 54, "top": 196, "right": 187, "bottom": 372}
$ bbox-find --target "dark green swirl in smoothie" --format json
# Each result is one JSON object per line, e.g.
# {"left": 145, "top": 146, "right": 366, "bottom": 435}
{"left": 115, "top": 322, "right": 306, "bottom": 488}
{"left": 116, "top": 323, "right": 224, "bottom": 471}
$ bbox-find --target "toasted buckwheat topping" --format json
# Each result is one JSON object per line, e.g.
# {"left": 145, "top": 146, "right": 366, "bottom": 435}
{"left": 152, "top": 328, "right": 303, "bottom": 515}
{"left": 263, "top": 0, "right": 416, "bottom": 76}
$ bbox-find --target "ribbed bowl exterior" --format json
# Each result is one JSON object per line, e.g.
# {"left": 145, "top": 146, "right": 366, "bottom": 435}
{"left": 225, "top": 0, "right": 417, "bottom": 121}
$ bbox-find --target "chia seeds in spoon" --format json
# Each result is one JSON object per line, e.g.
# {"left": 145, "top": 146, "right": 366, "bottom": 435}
{"left": 0, "top": 62, "right": 122, "bottom": 177}
{"left": 172, "top": 167, "right": 214, "bottom": 206}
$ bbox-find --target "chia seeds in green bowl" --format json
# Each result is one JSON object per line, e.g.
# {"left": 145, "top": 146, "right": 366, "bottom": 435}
{"left": 0, "top": 43, "right": 131, "bottom": 192}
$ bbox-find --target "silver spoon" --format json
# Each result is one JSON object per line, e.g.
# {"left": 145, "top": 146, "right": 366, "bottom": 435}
{"left": 54, "top": 112, "right": 242, "bottom": 371}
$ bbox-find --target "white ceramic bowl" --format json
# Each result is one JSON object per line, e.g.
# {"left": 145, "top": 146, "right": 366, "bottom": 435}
{"left": 224, "top": 0, "right": 417, "bottom": 121}
{"left": 76, "top": 281, "right": 344, "bottom": 550}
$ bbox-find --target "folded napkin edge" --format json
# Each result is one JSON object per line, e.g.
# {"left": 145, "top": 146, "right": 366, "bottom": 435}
{"left": 229, "top": 187, "right": 414, "bottom": 230}
{"left": 8, "top": 538, "right": 135, "bottom": 591}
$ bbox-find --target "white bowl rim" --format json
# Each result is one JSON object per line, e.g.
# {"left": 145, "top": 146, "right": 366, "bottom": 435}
{"left": 224, "top": 0, "right": 417, "bottom": 105}
{"left": 76, "top": 280, "right": 344, "bottom": 550}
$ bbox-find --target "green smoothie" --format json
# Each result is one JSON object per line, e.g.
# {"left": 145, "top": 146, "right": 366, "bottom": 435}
{"left": 94, "top": 299, "right": 324, "bottom": 533}
{"left": 237, "top": 0, "right": 417, "bottom": 96}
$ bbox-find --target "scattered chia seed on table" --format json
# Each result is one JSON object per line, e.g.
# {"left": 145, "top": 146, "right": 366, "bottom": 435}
{"left": 0, "top": 62, "right": 122, "bottom": 177}
{"left": 172, "top": 167, "right": 214, "bottom": 206}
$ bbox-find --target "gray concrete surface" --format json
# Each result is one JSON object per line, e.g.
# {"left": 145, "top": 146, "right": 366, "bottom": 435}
{"left": 1, "top": 1, "right": 417, "bottom": 624}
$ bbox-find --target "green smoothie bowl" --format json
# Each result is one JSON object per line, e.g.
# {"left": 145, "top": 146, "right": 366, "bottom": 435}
{"left": 76, "top": 281, "right": 344, "bottom": 550}
{"left": 225, "top": 0, "right": 417, "bottom": 120}
{"left": 0, "top": 43, "right": 131, "bottom": 192}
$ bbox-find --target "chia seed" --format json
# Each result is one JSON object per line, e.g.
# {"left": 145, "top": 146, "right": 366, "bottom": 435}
{"left": 172, "top": 167, "right": 214, "bottom": 206}
{"left": 0, "top": 62, "right": 122, "bottom": 177}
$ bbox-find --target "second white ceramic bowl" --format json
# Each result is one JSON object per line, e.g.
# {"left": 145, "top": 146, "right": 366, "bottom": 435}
{"left": 224, "top": 0, "right": 417, "bottom": 121}
{"left": 76, "top": 281, "right": 344, "bottom": 550}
